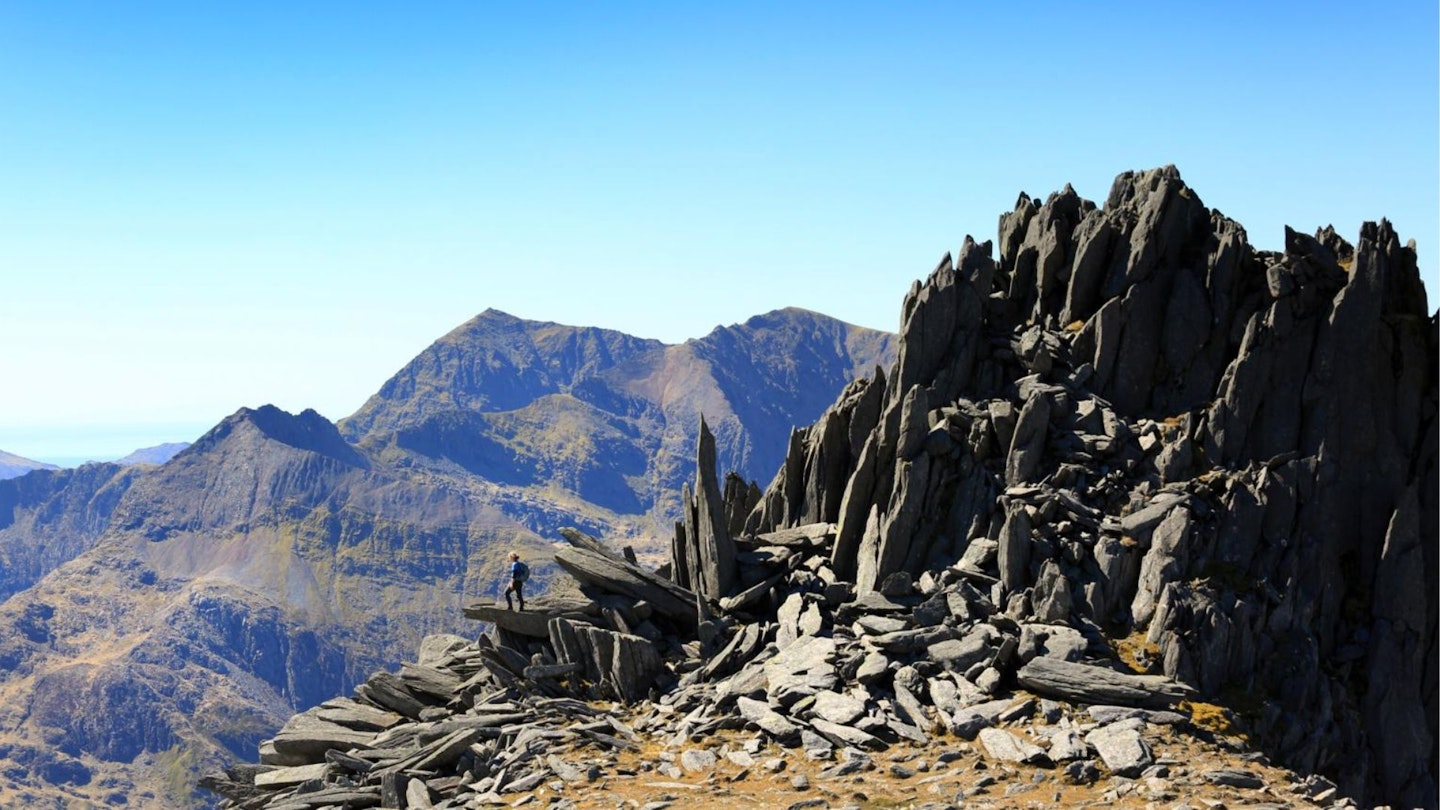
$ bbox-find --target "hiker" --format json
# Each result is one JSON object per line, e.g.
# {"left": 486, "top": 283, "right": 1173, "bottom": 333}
{"left": 504, "top": 552, "right": 529, "bottom": 610}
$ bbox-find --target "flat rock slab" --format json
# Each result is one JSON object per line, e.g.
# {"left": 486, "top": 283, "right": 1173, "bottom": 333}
{"left": 754, "top": 523, "right": 835, "bottom": 547}
{"left": 737, "top": 696, "right": 801, "bottom": 744}
{"left": 855, "top": 651, "right": 889, "bottom": 685}
{"left": 763, "top": 635, "right": 836, "bottom": 683}
{"left": 1016, "top": 657, "right": 1194, "bottom": 708}
{"left": 554, "top": 546, "right": 699, "bottom": 625}
{"left": 546, "top": 755, "right": 587, "bottom": 783}
{"left": 808, "top": 718, "right": 884, "bottom": 750}
{"left": 269, "top": 714, "right": 377, "bottom": 761}
{"left": 270, "top": 787, "right": 381, "bottom": 808}
{"left": 680, "top": 749, "right": 718, "bottom": 772}
{"left": 1085, "top": 719, "right": 1153, "bottom": 777}
{"left": 1017, "top": 623, "right": 1088, "bottom": 663}
{"left": 977, "top": 728, "right": 1049, "bottom": 764}
{"left": 929, "top": 633, "right": 994, "bottom": 673}
{"left": 811, "top": 690, "right": 866, "bottom": 726}
{"left": 1087, "top": 705, "right": 1188, "bottom": 725}
{"left": 838, "top": 592, "right": 917, "bottom": 618}
{"left": 255, "top": 762, "right": 331, "bottom": 788}
{"left": 1204, "top": 768, "right": 1265, "bottom": 789}
{"left": 1047, "top": 728, "right": 1089, "bottom": 761}
{"left": 463, "top": 599, "right": 601, "bottom": 637}
{"left": 315, "top": 700, "right": 405, "bottom": 731}
{"left": 950, "top": 698, "right": 1012, "bottom": 740}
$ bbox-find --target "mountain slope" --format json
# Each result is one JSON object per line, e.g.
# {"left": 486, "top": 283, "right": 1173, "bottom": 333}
{"left": 0, "top": 406, "right": 549, "bottom": 807}
{"left": 344, "top": 307, "right": 896, "bottom": 535}
{"left": 0, "top": 450, "right": 59, "bottom": 480}
{"left": 0, "top": 310, "right": 893, "bottom": 807}
{"left": 0, "top": 462, "right": 142, "bottom": 602}
{"left": 115, "top": 442, "right": 190, "bottom": 466}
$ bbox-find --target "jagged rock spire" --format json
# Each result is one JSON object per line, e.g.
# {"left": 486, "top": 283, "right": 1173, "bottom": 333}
{"left": 672, "top": 416, "right": 737, "bottom": 600}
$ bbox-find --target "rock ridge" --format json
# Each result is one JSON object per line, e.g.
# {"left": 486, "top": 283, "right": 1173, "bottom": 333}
{"left": 204, "top": 166, "right": 1435, "bottom": 810}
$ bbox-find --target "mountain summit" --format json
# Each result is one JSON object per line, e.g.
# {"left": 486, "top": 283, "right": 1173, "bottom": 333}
{"left": 341, "top": 307, "right": 895, "bottom": 530}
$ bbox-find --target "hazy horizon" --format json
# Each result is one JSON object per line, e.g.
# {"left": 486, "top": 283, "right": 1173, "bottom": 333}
{"left": 4, "top": 2, "right": 1436, "bottom": 461}
{"left": 4, "top": 423, "right": 209, "bottom": 467}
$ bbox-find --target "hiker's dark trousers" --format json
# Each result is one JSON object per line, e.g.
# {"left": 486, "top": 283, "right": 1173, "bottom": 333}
{"left": 505, "top": 578, "right": 525, "bottom": 610}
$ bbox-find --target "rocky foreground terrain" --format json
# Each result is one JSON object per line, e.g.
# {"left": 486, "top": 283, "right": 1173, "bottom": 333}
{"left": 202, "top": 167, "right": 1437, "bottom": 809}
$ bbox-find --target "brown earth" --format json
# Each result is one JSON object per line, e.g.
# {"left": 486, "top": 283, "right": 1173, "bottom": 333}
{"left": 504, "top": 708, "right": 1328, "bottom": 810}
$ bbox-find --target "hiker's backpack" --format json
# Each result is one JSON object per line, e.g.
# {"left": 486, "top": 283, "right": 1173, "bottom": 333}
{"left": 515, "top": 561, "right": 530, "bottom": 582}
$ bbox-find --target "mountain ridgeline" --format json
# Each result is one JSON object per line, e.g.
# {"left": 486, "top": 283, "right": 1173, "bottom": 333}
{"left": 341, "top": 307, "right": 895, "bottom": 526}
{"left": 0, "top": 308, "right": 893, "bottom": 807}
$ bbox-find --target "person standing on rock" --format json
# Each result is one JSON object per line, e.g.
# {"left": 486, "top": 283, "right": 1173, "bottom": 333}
{"left": 504, "top": 552, "right": 529, "bottom": 611}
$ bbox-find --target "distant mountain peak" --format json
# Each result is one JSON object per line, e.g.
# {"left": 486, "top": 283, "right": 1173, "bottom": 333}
{"left": 0, "top": 450, "right": 59, "bottom": 480}
{"left": 115, "top": 442, "right": 190, "bottom": 467}
{"left": 188, "top": 405, "right": 367, "bottom": 468}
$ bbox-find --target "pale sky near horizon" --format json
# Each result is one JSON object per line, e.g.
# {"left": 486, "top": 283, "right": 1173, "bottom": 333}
{"left": 3, "top": 2, "right": 1437, "bottom": 465}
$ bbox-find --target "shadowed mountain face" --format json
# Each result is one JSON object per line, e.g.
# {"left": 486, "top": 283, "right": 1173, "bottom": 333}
{"left": 0, "top": 309, "right": 893, "bottom": 807}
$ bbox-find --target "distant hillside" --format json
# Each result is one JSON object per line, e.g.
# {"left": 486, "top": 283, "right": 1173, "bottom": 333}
{"left": 342, "top": 307, "right": 896, "bottom": 534}
{"left": 0, "top": 308, "right": 894, "bottom": 807}
{"left": 0, "top": 450, "right": 59, "bottom": 481}
{"left": 115, "top": 442, "right": 190, "bottom": 467}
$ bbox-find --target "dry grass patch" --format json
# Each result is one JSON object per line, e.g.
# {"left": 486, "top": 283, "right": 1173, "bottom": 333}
{"left": 1111, "top": 630, "right": 1161, "bottom": 675}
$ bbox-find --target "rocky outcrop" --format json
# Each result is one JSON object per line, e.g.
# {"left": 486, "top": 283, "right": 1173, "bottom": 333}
{"left": 208, "top": 510, "right": 1279, "bottom": 809}
{"left": 733, "top": 166, "right": 1437, "bottom": 807}
{"left": 672, "top": 417, "right": 737, "bottom": 599}
{"left": 204, "top": 166, "right": 1435, "bottom": 810}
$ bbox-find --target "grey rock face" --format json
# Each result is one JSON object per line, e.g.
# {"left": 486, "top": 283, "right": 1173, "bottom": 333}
{"left": 677, "top": 418, "right": 738, "bottom": 600}
{"left": 977, "top": 727, "right": 1049, "bottom": 764}
{"left": 1047, "top": 727, "right": 1089, "bottom": 761}
{"left": 548, "top": 619, "right": 663, "bottom": 703}
{"left": 1085, "top": 719, "right": 1153, "bottom": 777}
{"left": 1016, "top": 623, "right": 1087, "bottom": 663}
{"left": 553, "top": 546, "right": 698, "bottom": 627}
{"left": 727, "top": 170, "right": 1436, "bottom": 807}
{"left": 737, "top": 696, "right": 802, "bottom": 745}
{"left": 810, "top": 690, "right": 865, "bottom": 726}
{"left": 1016, "top": 657, "right": 1193, "bottom": 708}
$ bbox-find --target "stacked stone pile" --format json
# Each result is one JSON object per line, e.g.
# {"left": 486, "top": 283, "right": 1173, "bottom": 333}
{"left": 202, "top": 167, "right": 1436, "bottom": 809}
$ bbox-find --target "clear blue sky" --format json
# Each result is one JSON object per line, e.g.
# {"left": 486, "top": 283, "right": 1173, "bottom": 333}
{"left": 2, "top": 2, "right": 1436, "bottom": 464}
